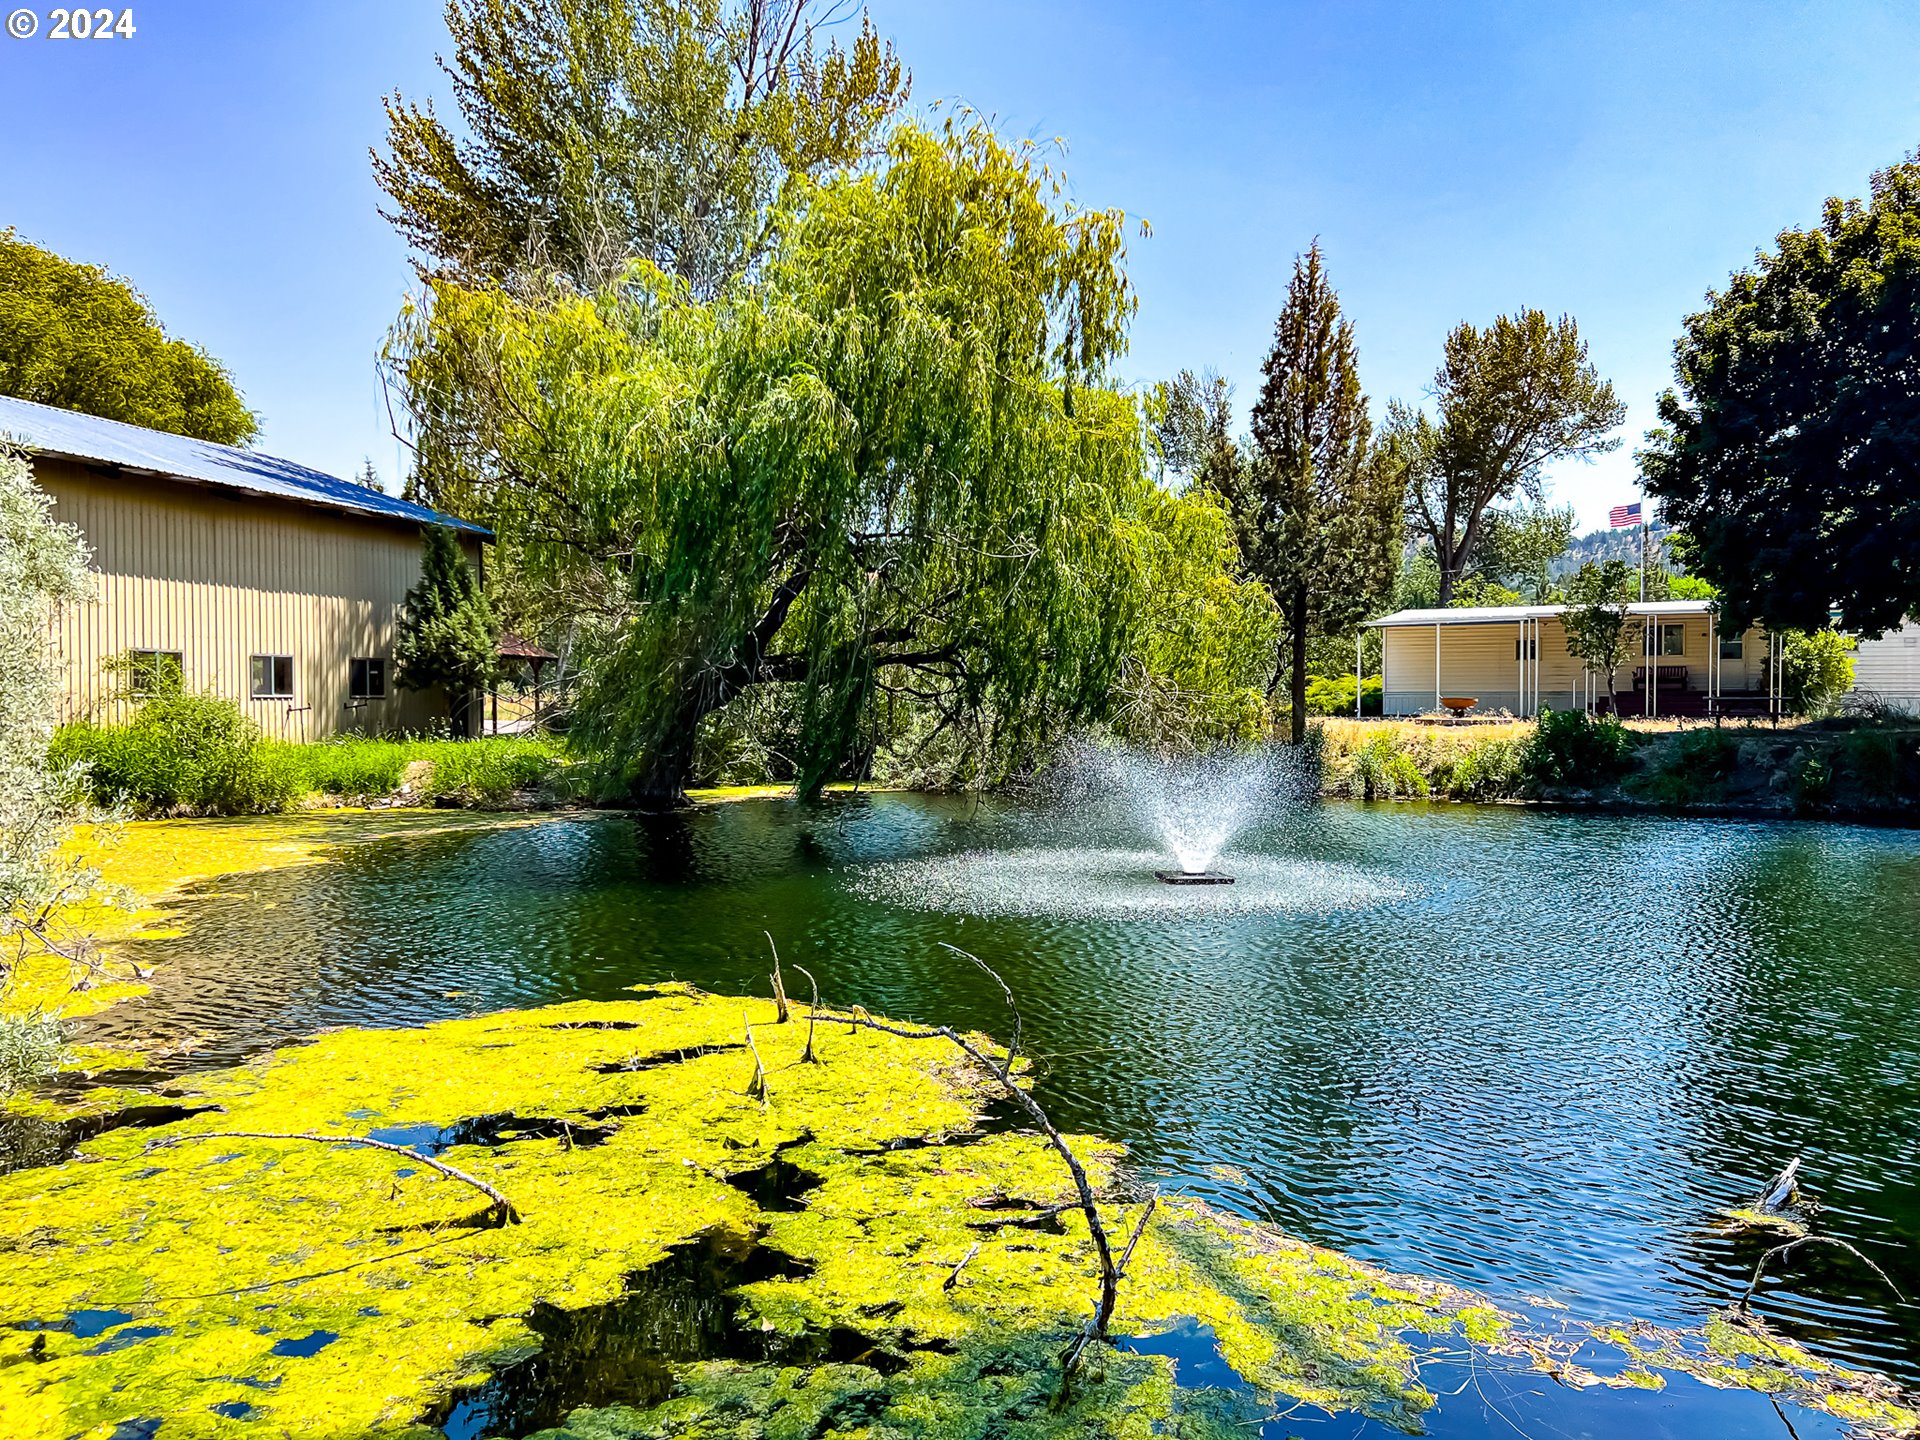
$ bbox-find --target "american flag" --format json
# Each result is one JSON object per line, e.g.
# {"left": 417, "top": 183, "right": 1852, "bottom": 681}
{"left": 1608, "top": 501, "right": 1643, "bottom": 528}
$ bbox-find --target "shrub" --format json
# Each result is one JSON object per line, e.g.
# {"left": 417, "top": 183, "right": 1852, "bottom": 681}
{"left": 1788, "top": 750, "right": 1834, "bottom": 813}
{"left": 1635, "top": 729, "right": 1740, "bottom": 805}
{"left": 276, "top": 738, "right": 414, "bottom": 798}
{"left": 1304, "top": 674, "right": 1383, "bottom": 717}
{"left": 1441, "top": 736, "right": 1525, "bottom": 800}
{"left": 54, "top": 693, "right": 301, "bottom": 815}
{"left": 425, "top": 737, "right": 564, "bottom": 806}
{"left": 0, "top": 1012, "right": 68, "bottom": 1094}
{"left": 1520, "top": 708, "right": 1634, "bottom": 788}
{"left": 1347, "top": 730, "right": 1429, "bottom": 800}
{"left": 1838, "top": 730, "right": 1905, "bottom": 803}
{"left": 1780, "top": 628, "right": 1857, "bottom": 715}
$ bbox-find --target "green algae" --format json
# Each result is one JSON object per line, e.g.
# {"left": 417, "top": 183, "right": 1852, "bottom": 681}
{"left": 1, "top": 988, "right": 1914, "bottom": 1440}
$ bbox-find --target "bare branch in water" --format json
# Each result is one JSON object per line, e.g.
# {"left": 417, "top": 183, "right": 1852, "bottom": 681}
{"left": 744, "top": 1014, "right": 769, "bottom": 1105}
{"left": 765, "top": 931, "right": 791, "bottom": 1023}
{"left": 1737, "top": 1234, "right": 1904, "bottom": 1315}
{"left": 944, "top": 1240, "right": 981, "bottom": 1291}
{"left": 793, "top": 963, "right": 822, "bottom": 1063}
{"left": 147, "top": 1131, "right": 519, "bottom": 1223}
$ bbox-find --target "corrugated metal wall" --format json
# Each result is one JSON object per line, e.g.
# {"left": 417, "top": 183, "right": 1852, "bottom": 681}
{"left": 37, "top": 457, "right": 475, "bottom": 740}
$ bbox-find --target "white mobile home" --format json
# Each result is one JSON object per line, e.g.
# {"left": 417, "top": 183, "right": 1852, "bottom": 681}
{"left": 1365, "top": 601, "right": 1779, "bottom": 719}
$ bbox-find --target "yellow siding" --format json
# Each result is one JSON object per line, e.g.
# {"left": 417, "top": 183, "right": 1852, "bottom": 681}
{"left": 1381, "top": 613, "right": 1766, "bottom": 716}
{"left": 36, "top": 457, "right": 478, "bottom": 740}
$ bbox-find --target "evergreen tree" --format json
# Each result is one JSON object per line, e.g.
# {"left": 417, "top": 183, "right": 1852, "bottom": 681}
{"left": 394, "top": 526, "right": 497, "bottom": 734}
{"left": 1219, "top": 244, "right": 1403, "bottom": 743}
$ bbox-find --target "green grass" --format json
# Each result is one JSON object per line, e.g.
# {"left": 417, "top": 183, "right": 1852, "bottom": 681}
{"left": 271, "top": 734, "right": 569, "bottom": 807}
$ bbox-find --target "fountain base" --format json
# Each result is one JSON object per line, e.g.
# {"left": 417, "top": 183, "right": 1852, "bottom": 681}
{"left": 1155, "top": 870, "right": 1235, "bottom": 886}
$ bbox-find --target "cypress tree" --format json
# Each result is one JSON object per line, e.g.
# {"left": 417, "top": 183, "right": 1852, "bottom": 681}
{"left": 394, "top": 526, "right": 496, "bottom": 735}
{"left": 1221, "top": 243, "right": 1402, "bottom": 743}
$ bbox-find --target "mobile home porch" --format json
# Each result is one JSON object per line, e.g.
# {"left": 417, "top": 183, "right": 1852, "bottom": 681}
{"left": 1365, "top": 601, "right": 1779, "bottom": 719}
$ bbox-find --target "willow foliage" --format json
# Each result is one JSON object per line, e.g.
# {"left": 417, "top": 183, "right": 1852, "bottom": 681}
{"left": 393, "top": 123, "right": 1275, "bottom": 800}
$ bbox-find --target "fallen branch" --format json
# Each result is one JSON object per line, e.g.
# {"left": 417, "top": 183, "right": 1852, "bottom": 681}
{"left": 147, "top": 1131, "right": 519, "bottom": 1223}
{"left": 1737, "top": 1234, "right": 1904, "bottom": 1315}
{"left": 943, "top": 1240, "right": 981, "bottom": 1291}
{"left": 1061, "top": 1190, "right": 1158, "bottom": 1373}
{"left": 814, "top": 948, "right": 1129, "bottom": 1370}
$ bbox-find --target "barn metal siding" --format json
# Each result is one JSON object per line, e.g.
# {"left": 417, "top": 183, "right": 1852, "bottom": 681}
{"left": 36, "top": 456, "right": 479, "bottom": 740}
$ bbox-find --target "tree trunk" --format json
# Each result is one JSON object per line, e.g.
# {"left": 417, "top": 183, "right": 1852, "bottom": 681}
{"left": 1289, "top": 593, "right": 1310, "bottom": 745}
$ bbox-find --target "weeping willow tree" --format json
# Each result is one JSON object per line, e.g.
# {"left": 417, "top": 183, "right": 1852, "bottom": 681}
{"left": 391, "top": 122, "right": 1275, "bottom": 803}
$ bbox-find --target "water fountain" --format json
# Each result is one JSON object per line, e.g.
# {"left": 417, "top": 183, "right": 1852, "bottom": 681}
{"left": 1065, "top": 743, "right": 1302, "bottom": 884}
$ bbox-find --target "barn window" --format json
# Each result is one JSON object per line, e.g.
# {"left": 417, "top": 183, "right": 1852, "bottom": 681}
{"left": 128, "top": 650, "right": 182, "bottom": 696}
{"left": 1658, "top": 624, "right": 1686, "bottom": 656}
{"left": 349, "top": 657, "right": 387, "bottom": 699}
{"left": 251, "top": 655, "right": 294, "bottom": 699}
{"left": 1719, "top": 634, "right": 1744, "bottom": 660}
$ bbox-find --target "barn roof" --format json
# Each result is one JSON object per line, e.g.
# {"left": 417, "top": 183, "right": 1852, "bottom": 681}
{"left": 0, "top": 394, "right": 490, "bottom": 537}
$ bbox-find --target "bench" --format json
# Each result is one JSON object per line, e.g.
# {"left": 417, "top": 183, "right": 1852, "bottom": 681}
{"left": 1707, "top": 695, "right": 1779, "bottom": 725}
{"left": 1632, "top": 666, "right": 1689, "bottom": 689}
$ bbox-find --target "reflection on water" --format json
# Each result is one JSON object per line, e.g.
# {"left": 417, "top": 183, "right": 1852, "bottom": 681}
{"left": 86, "top": 795, "right": 1920, "bottom": 1386}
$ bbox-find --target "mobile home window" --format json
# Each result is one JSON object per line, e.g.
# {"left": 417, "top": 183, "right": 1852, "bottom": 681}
{"left": 250, "top": 655, "right": 294, "bottom": 699}
{"left": 1719, "top": 634, "right": 1744, "bottom": 660}
{"left": 349, "top": 657, "right": 387, "bottom": 699}
{"left": 128, "top": 650, "right": 182, "bottom": 696}
{"left": 1658, "top": 624, "right": 1686, "bottom": 656}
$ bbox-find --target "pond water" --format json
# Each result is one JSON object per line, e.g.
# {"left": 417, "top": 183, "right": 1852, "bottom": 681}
{"left": 86, "top": 795, "right": 1920, "bottom": 1397}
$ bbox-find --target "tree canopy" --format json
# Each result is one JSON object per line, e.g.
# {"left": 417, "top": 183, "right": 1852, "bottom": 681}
{"left": 1399, "top": 310, "right": 1622, "bottom": 605}
{"left": 1213, "top": 244, "right": 1402, "bottom": 742}
{"left": 1642, "top": 155, "right": 1920, "bottom": 635}
{"left": 391, "top": 123, "right": 1275, "bottom": 801}
{"left": 376, "top": 0, "right": 908, "bottom": 294}
{"left": 0, "top": 232, "right": 257, "bottom": 446}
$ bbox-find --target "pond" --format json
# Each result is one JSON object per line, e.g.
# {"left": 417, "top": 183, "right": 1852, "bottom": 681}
{"left": 87, "top": 794, "right": 1920, "bottom": 1395}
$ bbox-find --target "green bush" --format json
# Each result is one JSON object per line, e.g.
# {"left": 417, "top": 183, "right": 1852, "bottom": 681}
{"left": 425, "top": 737, "right": 565, "bottom": 806}
{"left": 1781, "top": 629, "right": 1857, "bottom": 715}
{"left": 275, "top": 738, "right": 414, "bottom": 798}
{"left": 1635, "top": 729, "right": 1740, "bottom": 805}
{"left": 53, "top": 694, "right": 302, "bottom": 815}
{"left": 1348, "top": 730, "right": 1429, "bottom": 800}
{"left": 1440, "top": 736, "right": 1525, "bottom": 800}
{"left": 1788, "top": 750, "right": 1834, "bottom": 813}
{"left": 1520, "top": 708, "right": 1634, "bottom": 788}
{"left": 1838, "top": 730, "right": 1905, "bottom": 802}
{"left": 0, "top": 1013, "right": 68, "bottom": 1095}
{"left": 1305, "top": 674, "right": 1383, "bottom": 717}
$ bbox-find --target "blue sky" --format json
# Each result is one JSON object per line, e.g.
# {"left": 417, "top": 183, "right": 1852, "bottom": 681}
{"left": 3, "top": 0, "right": 1917, "bottom": 529}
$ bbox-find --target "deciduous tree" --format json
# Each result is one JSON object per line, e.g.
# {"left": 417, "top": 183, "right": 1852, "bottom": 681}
{"left": 0, "top": 232, "right": 257, "bottom": 446}
{"left": 376, "top": 0, "right": 908, "bottom": 294}
{"left": 392, "top": 124, "right": 1276, "bottom": 802}
{"left": 1403, "top": 311, "right": 1622, "bottom": 604}
{"left": 1561, "top": 559, "right": 1638, "bottom": 714}
{"left": 1641, "top": 155, "right": 1920, "bottom": 635}
{"left": 1216, "top": 244, "right": 1402, "bottom": 743}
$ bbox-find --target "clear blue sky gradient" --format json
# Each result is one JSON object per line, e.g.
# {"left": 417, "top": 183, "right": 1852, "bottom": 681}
{"left": 3, "top": 1, "right": 1917, "bottom": 528}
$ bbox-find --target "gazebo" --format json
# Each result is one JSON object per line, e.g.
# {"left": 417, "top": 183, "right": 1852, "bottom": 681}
{"left": 491, "top": 632, "right": 559, "bottom": 734}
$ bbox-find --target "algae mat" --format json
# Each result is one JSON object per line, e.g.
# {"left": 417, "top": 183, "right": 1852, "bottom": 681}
{"left": 1, "top": 986, "right": 1914, "bottom": 1439}
{"left": 6, "top": 810, "right": 563, "bottom": 1027}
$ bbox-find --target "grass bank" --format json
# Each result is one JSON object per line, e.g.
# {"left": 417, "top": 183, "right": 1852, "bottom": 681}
{"left": 1315, "top": 714, "right": 1920, "bottom": 818}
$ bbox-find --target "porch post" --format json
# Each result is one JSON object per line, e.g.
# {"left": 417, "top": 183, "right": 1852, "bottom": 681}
{"left": 1434, "top": 623, "right": 1442, "bottom": 713}
{"left": 1518, "top": 619, "right": 1526, "bottom": 717}
{"left": 1356, "top": 630, "right": 1364, "bottom": 719}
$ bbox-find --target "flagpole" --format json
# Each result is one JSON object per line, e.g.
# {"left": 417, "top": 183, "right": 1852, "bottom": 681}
{"left": 1639, "top": 515, "right": 1647, "bottom": 602}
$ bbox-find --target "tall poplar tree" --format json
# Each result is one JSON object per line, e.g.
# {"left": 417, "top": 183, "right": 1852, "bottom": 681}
{"left": 1218, "top": 244, "right": 1402, "bottom": 743}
